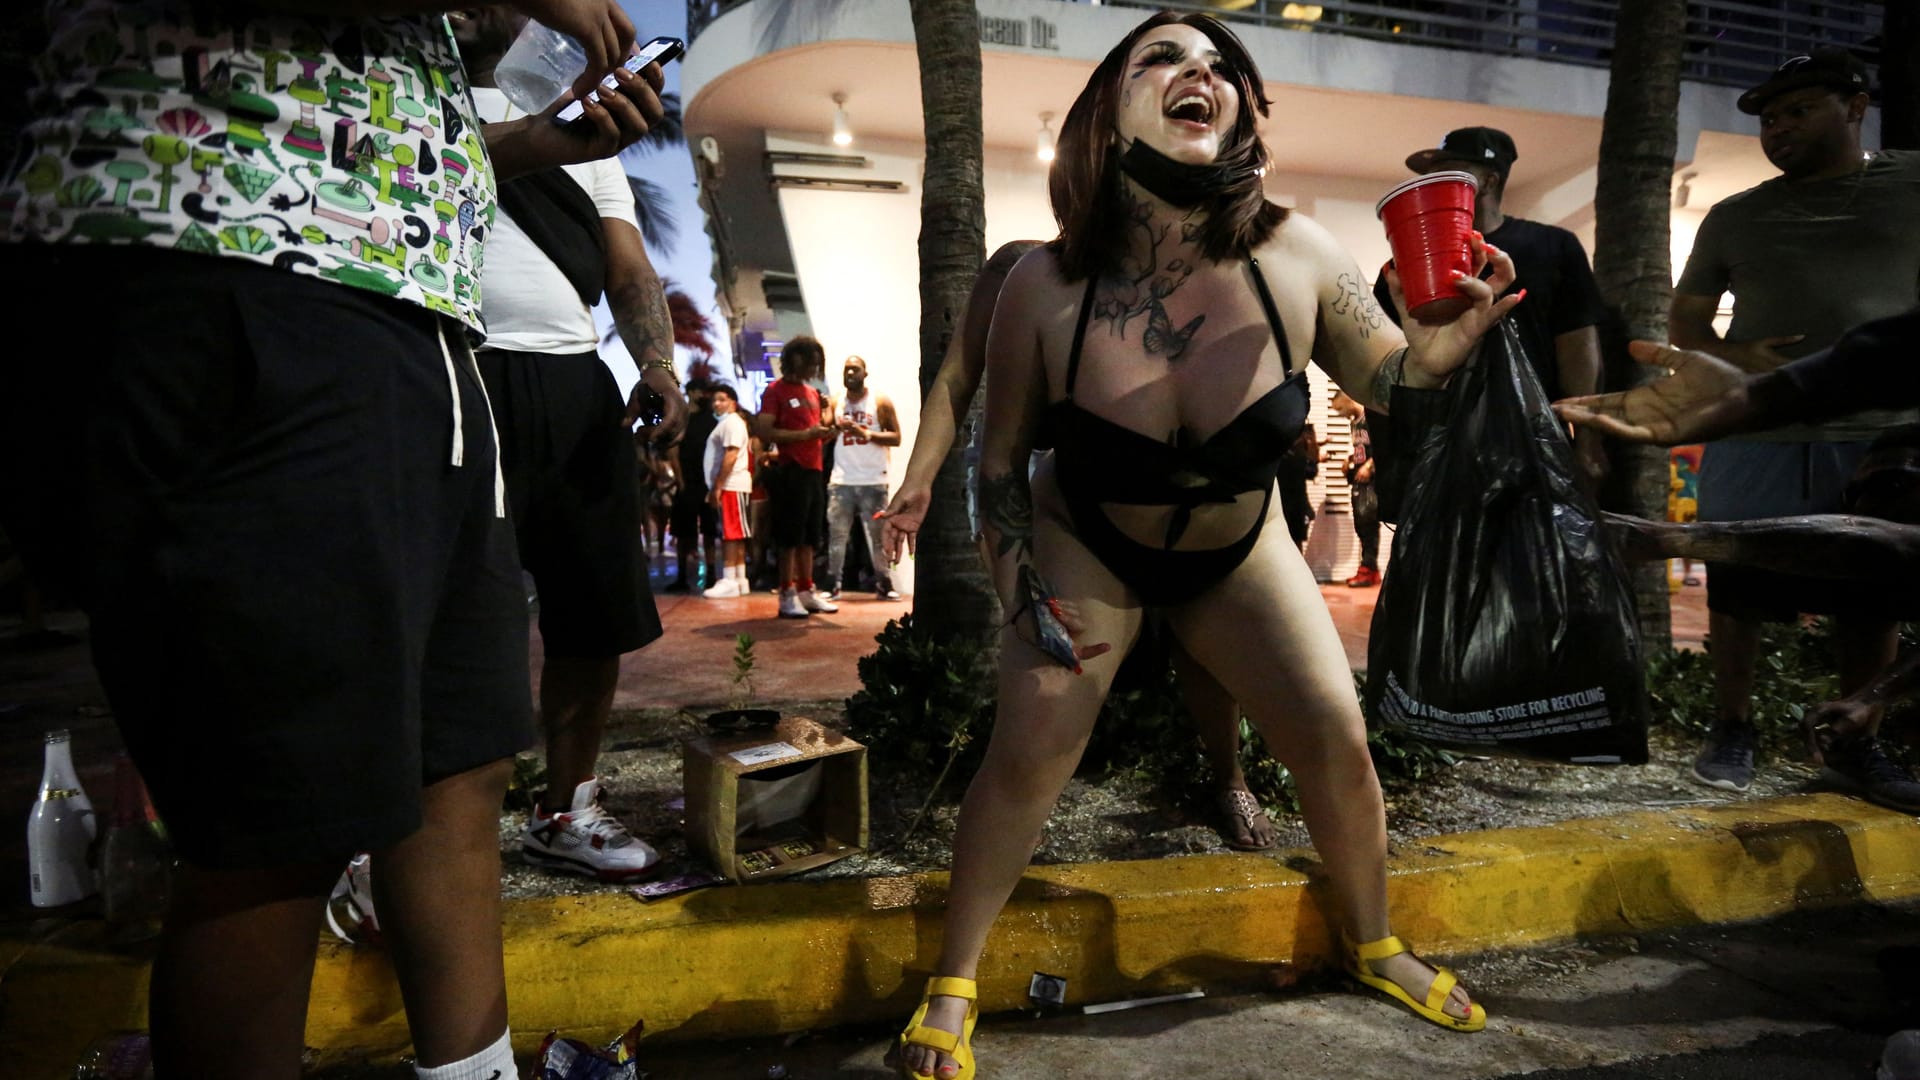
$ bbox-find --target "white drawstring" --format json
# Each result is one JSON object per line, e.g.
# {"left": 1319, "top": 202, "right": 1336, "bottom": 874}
{"left": 437, "top": 320, "right": 508, "bottom": 518}
{"left": 438, "top": 320, "right": 466, "bottom": 467}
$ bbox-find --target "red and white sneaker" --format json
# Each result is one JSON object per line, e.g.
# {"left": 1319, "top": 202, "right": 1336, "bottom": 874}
{"left": 324, "top": 853, "right": 382, "bottom": 946}
{"left": 520, "top": 778, "right": 662, "bottom": 882}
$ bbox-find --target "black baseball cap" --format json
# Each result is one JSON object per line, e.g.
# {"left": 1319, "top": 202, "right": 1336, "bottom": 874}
{"left": 1737, "top": 47, "right": 1871, "bottom": 115}
{"left": 1404, "top": 126, "right": 1518, "bottom": 177}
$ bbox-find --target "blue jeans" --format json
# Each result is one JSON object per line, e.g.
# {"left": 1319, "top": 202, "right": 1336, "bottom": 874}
{"left": 826, "top": 483, "right": 891, "bottom": 592}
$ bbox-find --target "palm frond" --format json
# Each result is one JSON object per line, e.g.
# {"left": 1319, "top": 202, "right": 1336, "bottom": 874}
{"left": 625, "top": 174, "right": 679, "bottom": 256}
{"left": 620, "top": 91, "right": 684, "bottom": 159}
{"left": 667, "top": 287, "right": 716, "bottom": 357}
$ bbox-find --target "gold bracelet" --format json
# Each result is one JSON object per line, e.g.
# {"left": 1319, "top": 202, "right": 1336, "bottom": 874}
{"left": 639, "top": 356, "right": 677, "bottom": 379}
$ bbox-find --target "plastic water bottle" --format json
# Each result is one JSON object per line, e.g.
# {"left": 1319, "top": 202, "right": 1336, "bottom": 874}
{"left": 74, "top": 1031, "right": 153, "bottom": 1079}
{"left": 28, "top": 728, "right": 97, "bottom": 907}
{"left": 494, "top": 19, "right": 587, "bottom": 115}
{"left": 100, "top": 754, "right": 172, "bottom": 945}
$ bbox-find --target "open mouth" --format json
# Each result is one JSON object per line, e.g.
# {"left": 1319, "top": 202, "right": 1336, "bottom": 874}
{"left": 1164, "top": 92, "right": 1215, "bottom": 128}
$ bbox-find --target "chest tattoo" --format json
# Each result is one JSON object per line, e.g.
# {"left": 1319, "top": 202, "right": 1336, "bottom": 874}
{"left": 1092, "top": 195, "right": 1207, "bottom": 361}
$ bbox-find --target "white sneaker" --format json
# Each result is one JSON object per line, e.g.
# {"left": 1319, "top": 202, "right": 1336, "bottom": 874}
{"left": 778, "top": 588, "right": 809, "bottom": 618}
{"left": 521, "top": 779, "right": 661, "bottom": 882}
{"left": 875, "top": 587, "right": 902, "bottom": 601}
{"left": 324, "top": 853, "right": 381, "bottom": 945}
{"left": 702, "top": 577, "right": 744, "bottom": 598}
{"left": 800, "top": 589, "right": 839, "bottom": 614}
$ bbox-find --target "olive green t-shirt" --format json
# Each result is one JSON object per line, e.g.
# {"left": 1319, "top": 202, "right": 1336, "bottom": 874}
{"left": 1676, "top": 149, "right": 1920, "bottom": 442}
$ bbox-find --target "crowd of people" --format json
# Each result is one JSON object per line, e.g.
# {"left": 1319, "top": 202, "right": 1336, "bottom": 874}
{"left": 0, "top": 4, "right": 1915, "bottom": 1080}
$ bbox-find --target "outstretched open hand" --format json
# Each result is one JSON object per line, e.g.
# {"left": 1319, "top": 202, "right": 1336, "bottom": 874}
{"left": 876, "top": 484, "right": 930, "bottom": 564}
{"left": 1553, "top": 340, "right": 1755, "bottom": 446}
{"left": 1387, "top": 231, "right": 1524, "bottom": 384}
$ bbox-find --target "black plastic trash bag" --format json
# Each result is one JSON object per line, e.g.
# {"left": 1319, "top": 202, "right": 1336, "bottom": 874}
{"left": 1363, "top": 322, "right": 1649, "bottom": 764}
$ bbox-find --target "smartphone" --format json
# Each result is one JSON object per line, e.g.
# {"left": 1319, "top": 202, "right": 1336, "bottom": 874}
{"left": 553, "top": 35, "right": 684, "bottom": 125}
{"left": 632, "top": 386, "right": 666, "bottom": 428}
{"left": 1019, "top": 565, "right": 1082, "bottom": 673}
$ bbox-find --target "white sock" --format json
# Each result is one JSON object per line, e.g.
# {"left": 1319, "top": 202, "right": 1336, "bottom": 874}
{"left": 414, "top": 1029, "right": 515, "bottom": 1080}
{"left": 731, "top": 564, "right": 746, "bottom": 582}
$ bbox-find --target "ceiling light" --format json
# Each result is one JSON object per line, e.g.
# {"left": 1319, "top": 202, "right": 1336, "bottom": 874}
{"left": 831, "top": 92, "right": 852, "bottom": 148}
{"left": 1037, "top": 112, "right": 1056, "bottom": 163}
{"left": 1280, "top": 3, "right": 1324, "bottom": 20}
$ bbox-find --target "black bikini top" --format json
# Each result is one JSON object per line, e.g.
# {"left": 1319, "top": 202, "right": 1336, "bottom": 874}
{"left": 1047, "top": 258, "right": 1311, "bottom": 548}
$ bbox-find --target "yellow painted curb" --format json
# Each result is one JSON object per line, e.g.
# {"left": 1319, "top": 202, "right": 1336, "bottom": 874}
{"left": 2, "top": 793, "right": 1915, "bottom": 1075}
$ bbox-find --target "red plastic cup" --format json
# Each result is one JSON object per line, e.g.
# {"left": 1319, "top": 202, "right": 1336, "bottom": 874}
{"left": 1375, "top": 171, "right": 1479, "bottom": 323}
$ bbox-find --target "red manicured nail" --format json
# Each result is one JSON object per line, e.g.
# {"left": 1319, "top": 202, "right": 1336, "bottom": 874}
{"left": 1515, "top": 288, "right": 1528, "bottom": 302}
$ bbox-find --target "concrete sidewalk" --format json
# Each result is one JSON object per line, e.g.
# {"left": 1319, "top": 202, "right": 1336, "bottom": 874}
{"left": 556, "top": 579, "right": 1711, "bottom": 711}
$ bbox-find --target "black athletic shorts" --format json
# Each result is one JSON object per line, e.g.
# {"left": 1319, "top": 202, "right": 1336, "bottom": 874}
{"left": 0, "top": 245, "right": 535, "bottom": 870}
{"left": 767, "top": 462, "right": 826, "bottom": 548}
{"left": 670, "top": 484, "right": 720, "bottom": 544}
{"left": 476, "top": 347, "right": 663, "bottom": 658}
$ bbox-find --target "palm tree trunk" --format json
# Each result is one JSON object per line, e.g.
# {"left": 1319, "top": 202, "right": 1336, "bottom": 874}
{"left": 1592, "top": 0, "right": 1685, "bottom": 652}
{"left": 1882, "top": 2, "right": 1918, "bottom": 151}
{"left": 907, "top": 0, "right": 996, "bottom": 642}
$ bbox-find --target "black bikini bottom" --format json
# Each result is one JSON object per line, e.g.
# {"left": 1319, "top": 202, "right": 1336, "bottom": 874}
{"left": 1062, "top": 488, "right": 1274, "bottom": 607}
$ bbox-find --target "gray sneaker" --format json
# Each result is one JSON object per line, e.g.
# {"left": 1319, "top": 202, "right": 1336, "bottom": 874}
{"left": 1824, "top": 735, "right": 1920, "bottom": 814}
{"left": 1691, "top": 723, "right": 1757, "bottom": 792}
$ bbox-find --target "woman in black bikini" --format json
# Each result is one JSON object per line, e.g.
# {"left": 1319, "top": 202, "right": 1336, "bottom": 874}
{"left": 891, "top": 14, "right": 1521, "bottom": 1079}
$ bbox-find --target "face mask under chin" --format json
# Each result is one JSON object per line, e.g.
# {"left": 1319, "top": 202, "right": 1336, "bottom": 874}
{"left": 1116, "top": 136, "right": 1247, "bottom": 209}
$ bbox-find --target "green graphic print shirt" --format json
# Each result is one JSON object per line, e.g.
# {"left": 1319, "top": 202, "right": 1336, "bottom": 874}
{"left": 0, "top": 1, "right": 498, "bottom": 335}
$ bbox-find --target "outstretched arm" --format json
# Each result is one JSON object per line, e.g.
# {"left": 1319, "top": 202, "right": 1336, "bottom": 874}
{"left": 1604, "top": 512, "right": 1920, "bottom": 591}
{"left": 1295, "top": 217, "right": 1518, "bottom": 412}
{"left": 879, "top": 240, "right": 1042, "bottom": 562}
{"left": 977, "top": 254, "right": 1110, "bottom": 669}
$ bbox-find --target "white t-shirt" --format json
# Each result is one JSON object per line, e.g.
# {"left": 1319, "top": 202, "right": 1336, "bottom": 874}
{"left": 470, "top": 87, "right": 641, "bottom": 353}
{"left": 830, "top": 390, "right": 890, "bottom": 486}
{"left": 705, "top": 412, "right": 752, "bottom": 494}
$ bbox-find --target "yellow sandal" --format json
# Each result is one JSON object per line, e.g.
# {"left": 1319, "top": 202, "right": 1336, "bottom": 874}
{"left": 1345, "top": 935, "right": 1487, "bottom": 1032}
{"left": 895, "top": 976, "right": 979, "bottom": 1079}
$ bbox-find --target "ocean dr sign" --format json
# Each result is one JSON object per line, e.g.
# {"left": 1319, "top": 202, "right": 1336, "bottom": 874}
{"left": 979, "top": 14, "right": 1059, "bottom": 51}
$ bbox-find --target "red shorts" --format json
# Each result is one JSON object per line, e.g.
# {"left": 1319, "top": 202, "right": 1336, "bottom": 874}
{"left": 718, "top": 490, "right": 751, "bottom": 542}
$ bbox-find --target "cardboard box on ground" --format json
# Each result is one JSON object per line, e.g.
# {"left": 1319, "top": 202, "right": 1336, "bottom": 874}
{"left": 681, "top": 715, "right": 869, "bottom": 882}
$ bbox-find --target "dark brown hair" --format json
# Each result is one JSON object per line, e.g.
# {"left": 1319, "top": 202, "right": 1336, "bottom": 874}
{"left": 778, "top": 335, "right": 825, "bottom": 379}
{"left": 1049, "top": 12, "right": 1286, "bottom": 281}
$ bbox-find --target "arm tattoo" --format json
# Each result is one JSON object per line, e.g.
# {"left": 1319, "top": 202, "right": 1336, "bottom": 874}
{"left": 1331, "top": 272, "right": 1386, "bottom": 340}
{"left": 608, "top": 265, "right": 673, "bottom": 369}
{"left": 1092, "top": 193, "right": 1205, "bottom": 361}
{"left": 1370, "top": 346, "right": 1409, "bottom": 408}
{"left": 980, "top": 471, "right": 1035, "bottom": 559}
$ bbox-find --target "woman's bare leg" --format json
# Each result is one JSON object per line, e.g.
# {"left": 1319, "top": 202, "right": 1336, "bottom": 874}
{"left": 894, "top": 473, "right": 1142, "bottom": 1079}
{"left": 1168, "top": 524, "right": 1473, "bottom": 1020}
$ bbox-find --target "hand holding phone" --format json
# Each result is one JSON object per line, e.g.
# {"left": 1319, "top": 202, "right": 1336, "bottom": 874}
{"left": 554, "top": 35, "right": 683, "bottom": 125}
{"left": 1017, "top": 565, "right": 1083, "bottom": 673}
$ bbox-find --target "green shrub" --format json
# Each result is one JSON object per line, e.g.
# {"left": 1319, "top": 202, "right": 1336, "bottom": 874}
{"left": 846, "top": 618, "right": 1459, "bottom": 820}
{"left": 1646, "top": 618, "right": 1918, "bottom": 759}
{"left": 848, "top": 616, "right": 1918, "bottom": 824}
{"left": 844, "top": 615, "right": 997, "bottom": 778}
